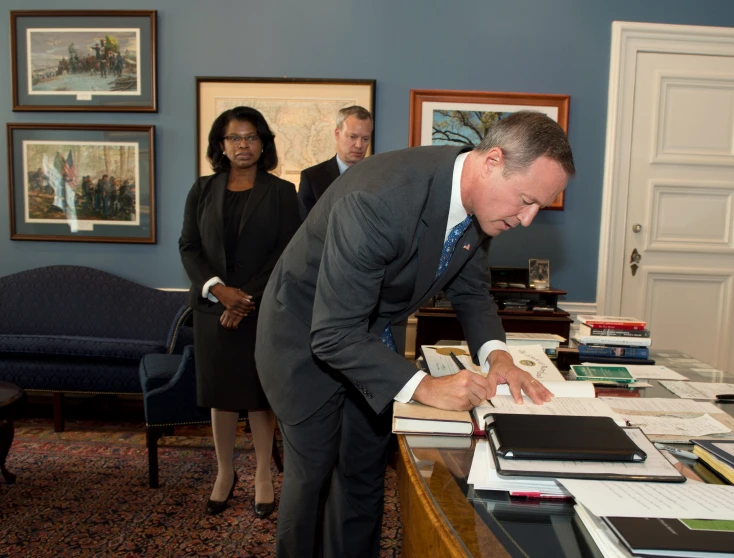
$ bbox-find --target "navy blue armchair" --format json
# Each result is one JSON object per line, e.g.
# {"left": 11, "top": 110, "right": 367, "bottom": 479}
{"left": 139, "top": 342, "right": 284, "bottom": 488}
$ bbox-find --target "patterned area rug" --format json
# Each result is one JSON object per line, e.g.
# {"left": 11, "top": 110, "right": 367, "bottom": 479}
{"left": 0, "top": 419, "right": 402, "bottom": 557}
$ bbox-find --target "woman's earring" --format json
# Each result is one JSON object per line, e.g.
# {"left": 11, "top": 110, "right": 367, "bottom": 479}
{"left": 261, "top": 147, "right": 264, "bottom": 153}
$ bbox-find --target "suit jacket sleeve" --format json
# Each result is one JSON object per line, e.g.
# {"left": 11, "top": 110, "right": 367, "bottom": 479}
{"left": 309, "top": 191, "right": 421, "bottom": 414}
{"left": 179, "top": 179, "right": 220, "bottom": 295}
{"left": 242, "top": 182, "right": 301, "bottom": 298}
{"left": 297, "top": 170, "right": 316, "bottom": 221}
{"left": 443, "top": 236, "right": 506, "bottom": 359}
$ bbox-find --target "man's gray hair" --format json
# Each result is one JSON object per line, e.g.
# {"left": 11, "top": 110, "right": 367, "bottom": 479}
{"left": 476, "top": 111, "right": 575, "bottom": 177}
{"left": 336, "top": 105, "right": 373, "bottom": 129}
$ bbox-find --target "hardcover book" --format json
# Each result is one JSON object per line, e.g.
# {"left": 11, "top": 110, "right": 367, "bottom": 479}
{"left": 604, "top": 516, "right": 734, "bottom": 557}
{"left": 577, "top": 344, "right": 650, "bottom": 359}
{"left": 578, "top": 324, "right": 650, "bottom": 338}
{"left": 392, "top": 401, "right": 473, "bottom": 436}
{"left": 573, "top": 332, "right": 652, "bottom": 347}
{"left": 577, "top": 315, "right": 647, "bottom": 328}
{"left": 577, "top": 355, "right": 656, "bottom": 366}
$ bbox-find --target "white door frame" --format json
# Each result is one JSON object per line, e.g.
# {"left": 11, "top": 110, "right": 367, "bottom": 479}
{"left": 596, "top": 21, "right": 734, "bottom": 314}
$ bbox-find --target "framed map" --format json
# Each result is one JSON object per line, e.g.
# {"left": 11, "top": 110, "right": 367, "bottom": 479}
{"left": 196, "top": 77, "right": 375, "bottom": 181}
{"left": 10, "top": 10, "right": 157, "bottom": 112}
{"left": 7, "top": 123, "right": 155, "bottom": 243}
{"left": 408, "top": 89, "right": 570, "bottom": 210}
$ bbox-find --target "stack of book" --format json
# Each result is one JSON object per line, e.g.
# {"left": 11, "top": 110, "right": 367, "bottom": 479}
{"left": 573, "top": 315, "right": 654, "bottom": 365}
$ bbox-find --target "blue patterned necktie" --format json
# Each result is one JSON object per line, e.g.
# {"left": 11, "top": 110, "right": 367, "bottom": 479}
{"left": 435, "top": 215, "right": 472, "bottom": 280}
{"left": 380, "top": 215, "right": 472, "bottom": 353}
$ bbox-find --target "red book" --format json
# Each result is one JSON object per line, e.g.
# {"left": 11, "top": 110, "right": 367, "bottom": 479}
{"left": 577, "top": 315, "right": 646, "bottom": 329}
{"left": 587, "top": 323, "right": 646, "bottom": 332}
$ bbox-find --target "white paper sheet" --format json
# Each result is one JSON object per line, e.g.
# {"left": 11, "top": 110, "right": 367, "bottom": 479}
{"left": 467, "top": 439, "right": 490, "bottom": 486}
{"left": 420, "top": 345, "right": 483, "bottom": 377}
{"left": 487, "top": 395, "right": 623, "bottom": 423}
{"left": 468, "top": 440, "right": 567, "bottom": 495}
{"left": 558, "top": 479, "right": 734, "bottom": 519}
{"left": 622, "top": 365, "right": 688, "bottom": 381}
{"left": 621, "top": 413, "right": 731, "bottom": 436}
{"left": 574, "top": 504, "right": 634, "bottom": 558}
{"left": 660, "top": 381, "right": 734, "bottom": 400}
{"left": 600, "top": 398, "right": 722, "bottom": 414}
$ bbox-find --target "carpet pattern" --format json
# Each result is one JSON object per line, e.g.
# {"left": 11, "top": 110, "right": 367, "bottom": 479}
{"left": 0, "top": 419, "right": 402, "bottom": 557}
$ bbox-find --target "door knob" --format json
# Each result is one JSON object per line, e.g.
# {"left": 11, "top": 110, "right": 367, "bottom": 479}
{"left": 632, "top": 224, "right": 642, "bottom": 233}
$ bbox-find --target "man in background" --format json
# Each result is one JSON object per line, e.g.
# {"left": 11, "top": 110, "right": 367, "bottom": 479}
{"left": 297, "top": 105, "right": 373, "bottom": 220}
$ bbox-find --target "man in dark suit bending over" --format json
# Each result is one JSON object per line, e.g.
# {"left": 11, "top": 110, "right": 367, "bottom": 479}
{"left": 297, "top": 105, "right": 373, "bottom": 220}
{"left": 255, "top": 111, "right": 575, "bottom": 557}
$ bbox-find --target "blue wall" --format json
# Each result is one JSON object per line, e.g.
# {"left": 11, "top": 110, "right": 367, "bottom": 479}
{"left": 3, "top": 0, "right": 734, "bottom": 301}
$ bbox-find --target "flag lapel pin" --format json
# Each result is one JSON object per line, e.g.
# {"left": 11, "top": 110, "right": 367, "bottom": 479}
{"left": 463, "top": 243, "right": 471, "bottom": 250}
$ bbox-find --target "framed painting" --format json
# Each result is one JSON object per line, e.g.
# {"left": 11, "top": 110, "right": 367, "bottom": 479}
{"left": 10, "top": 10, "right": 157, "bottom": 112}
{"left": 408, "top": 90, "right": 570, "bottom": 210}
{"left": 6, "top": 124, "right": 156, "bottom": 243}
{"left": 196, "top": 77, "right": 375, "bottom": 181}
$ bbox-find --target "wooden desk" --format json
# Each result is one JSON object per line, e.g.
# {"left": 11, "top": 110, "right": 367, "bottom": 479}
{"left": 397, "top": 351, "right": 734, "bottom": 557}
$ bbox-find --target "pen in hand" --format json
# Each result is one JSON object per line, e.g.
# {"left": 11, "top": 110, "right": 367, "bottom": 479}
{"left": 448, "top": 351, "right": 465, "bottom": 372}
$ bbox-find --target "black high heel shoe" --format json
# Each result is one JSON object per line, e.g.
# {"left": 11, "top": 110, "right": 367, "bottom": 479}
{"left": 254, "top": 499, "right": 275, "bottom": 519}
{"left": 254, "top": 480, "right": 275, "bottom": 519}
{"left": 205, "top": 471, "right": 238, "bottom": 516}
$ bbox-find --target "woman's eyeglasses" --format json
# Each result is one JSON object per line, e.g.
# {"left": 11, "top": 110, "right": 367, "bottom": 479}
{"left": 223, "top": 134, "right": 261, "bottom": 144}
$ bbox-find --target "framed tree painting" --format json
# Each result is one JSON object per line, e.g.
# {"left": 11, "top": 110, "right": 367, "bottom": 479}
{"left": 10, "top": 10, "right": 157, "bottom": 112}
{"left": 7, "top": 124, "right": 156, "bottom": 243}
{"left": 196, "top": 77, "right": 375, "bottom": 181}
{"left": 409, "top": 90, "right": 570, "bottom": 210}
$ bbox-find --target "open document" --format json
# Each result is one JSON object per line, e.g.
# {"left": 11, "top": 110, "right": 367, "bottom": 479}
{"left": 472, "top": 381, "right": 603, "bottom": 430}
{"left": 420, "top": 343, "right": 564, "bottom": 381}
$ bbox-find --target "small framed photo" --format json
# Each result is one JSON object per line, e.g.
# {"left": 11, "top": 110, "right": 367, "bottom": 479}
{"left": 7, "top": 123, "right": 155, "bottom": 243}
{"left": 196, "top": 77, "right": 375, "bottom": 180}
{"left": 10, "top": 10, "right": 157, "bottom": 112}
{"left": 408, "top": 89, "right": 570, "bottom": 210}
{"left": 528, "top": 259, "right": 550, "bottom": 289}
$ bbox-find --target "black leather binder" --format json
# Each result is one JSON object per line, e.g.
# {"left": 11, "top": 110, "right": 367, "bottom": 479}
{"left": 485, "top": 414, "right": 647, "bottom": 462}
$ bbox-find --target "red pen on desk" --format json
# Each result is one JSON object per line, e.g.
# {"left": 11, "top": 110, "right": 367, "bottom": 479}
{"left": 509, "top": 491, "right": 573, "bottom": 500}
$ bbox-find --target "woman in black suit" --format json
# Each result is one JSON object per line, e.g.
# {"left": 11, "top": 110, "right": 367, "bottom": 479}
{"left": 179, "top": 106, "right": 300, "bottom": 517}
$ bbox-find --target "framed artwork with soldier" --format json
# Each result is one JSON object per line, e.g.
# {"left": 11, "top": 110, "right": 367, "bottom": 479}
{"left": 7, "top": 124, "right": 156, "bottom": 243}
{"left": 10, "top": 10, "right": 157, "bottom": 112}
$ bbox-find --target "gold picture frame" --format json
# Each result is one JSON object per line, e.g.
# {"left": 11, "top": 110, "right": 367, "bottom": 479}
{"left": 196, "top": 77, "right": 375, "bottom": 183}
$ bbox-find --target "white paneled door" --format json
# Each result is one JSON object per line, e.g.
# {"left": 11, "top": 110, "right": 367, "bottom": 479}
{"left": 600, "top": 23, "right": 734, "bottom": 372}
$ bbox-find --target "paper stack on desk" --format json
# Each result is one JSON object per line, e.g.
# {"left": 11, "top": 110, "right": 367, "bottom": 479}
{"left": 468, "top": 439, "right": 571, "bottom": 497}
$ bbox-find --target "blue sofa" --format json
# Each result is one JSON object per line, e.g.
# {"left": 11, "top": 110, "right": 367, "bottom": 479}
{"left": 0, "top": 265, "right": 190, "bottom": 431}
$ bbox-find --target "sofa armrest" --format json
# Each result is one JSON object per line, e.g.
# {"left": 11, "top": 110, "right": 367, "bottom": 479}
{"left": 166, "top": 306, "right": 194, "bottom": 355}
